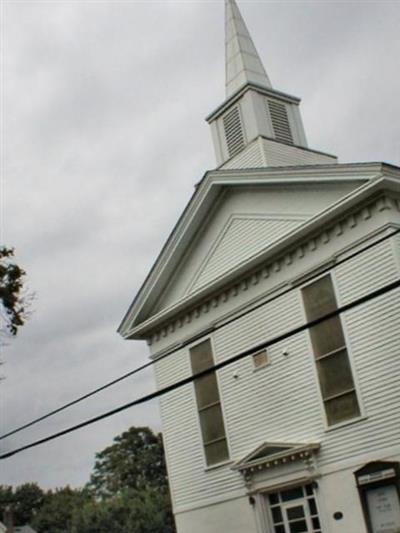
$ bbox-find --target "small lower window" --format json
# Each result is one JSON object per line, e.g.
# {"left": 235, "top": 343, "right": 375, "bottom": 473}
{"left": 253, "top": 349, "right": 269, "bottom": 369}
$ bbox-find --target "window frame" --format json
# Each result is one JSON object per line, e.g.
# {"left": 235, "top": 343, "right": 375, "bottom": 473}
{"left": 300, "top": 271, "right": 365, "bottom": 430}
{"left": 259, "top": 483, "right": 324, "bottom": 533}
{"left": 188, "top": 336, "right": 231, "bottom": 469}
{"left": 252, "top": 348, "right": 270, "bottom": 371}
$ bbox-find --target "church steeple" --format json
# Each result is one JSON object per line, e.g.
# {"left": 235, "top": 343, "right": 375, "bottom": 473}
{"left": 225, "top": 0, "right": 272, "bottom": 96}
{"left": 206, "top": 0, "right": 337, "bottom": 169}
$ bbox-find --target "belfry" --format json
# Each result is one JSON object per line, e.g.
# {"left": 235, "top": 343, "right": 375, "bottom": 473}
{"left": 208, "top": 0, "right": 336, "bottom": 169}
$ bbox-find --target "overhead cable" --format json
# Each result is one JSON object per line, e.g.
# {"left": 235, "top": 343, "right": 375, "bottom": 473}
{"left": 0, "top": 227, "right": 399, "bottom": 443}
{"left": 1, "top": 276, "right": 399, "bottom": 460}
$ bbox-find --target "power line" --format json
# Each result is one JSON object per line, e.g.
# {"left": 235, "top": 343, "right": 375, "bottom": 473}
{"left": 1, "top": 227, "right": 399, "bottom": 443}
{"left": 1, "top": 276, "right": 399, "bottom": 460}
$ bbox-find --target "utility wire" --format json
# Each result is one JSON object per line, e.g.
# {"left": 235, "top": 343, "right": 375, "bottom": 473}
{"left": 1, "top": 276, "right": 399, "bottom": 460}
{"left": 0, "top": 227, "right": 399, "bottom": 443}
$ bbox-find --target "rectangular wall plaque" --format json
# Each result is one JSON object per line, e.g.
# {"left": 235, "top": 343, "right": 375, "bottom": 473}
{"left": 366, "top": 484, "right": 400, "bottom": 533}
{"left": 358, "top": 469, "right": 396, "bottom": 486}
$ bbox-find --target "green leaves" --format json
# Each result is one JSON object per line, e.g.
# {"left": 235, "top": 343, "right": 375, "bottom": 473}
{"left": 16, "top": 427, "right": 176, "bottom": 533}
{"left": 0, "top": 247, "right": 29, "bottom": 336}
{"left": 0, "top": 483, "right": 44, "bottom": 526}
{"left": 32, "top": 487, "right": 90, "bottom": 533}
{"left": 87, "top": 426, "right": 168, "bottom": 498}
{"left": 71, "top": 488, "right": 175, "bottom": 533}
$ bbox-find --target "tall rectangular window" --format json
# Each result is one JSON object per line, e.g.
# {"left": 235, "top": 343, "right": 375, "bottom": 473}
{"left": 302, "top": 274, "right": 360, "bottom": 426}
{"left": 190, "top": 339, "right": 229, "bottom": 466}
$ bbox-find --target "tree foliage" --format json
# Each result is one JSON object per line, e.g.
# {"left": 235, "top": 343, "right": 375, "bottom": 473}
{"left": 13, "top": 483, "right": 45, "bottom": 525}
{"left": 0, "top": 485, "right": 14, "bottom": 518}
{"left": 0, "top": 483, "right": 44, "bottom": 525}
{"left": 0, "top": 247, "right": 29, "bottom": 336}
{"left": 84, "top": 427, "right": 175, "bottom": 532}
{"left": 87, "top": 426, "right": 168, "bottom": 498}
{"left": 2, "top": 427, "right": 176, "bottom": 533}
{"left": 32, "top": 487, "right": 90, "bottom": 533}
{"left": 72, "top": 488, "right": 175, "bottom": 533}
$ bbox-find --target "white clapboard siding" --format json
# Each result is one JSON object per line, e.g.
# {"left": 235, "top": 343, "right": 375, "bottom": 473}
{"left": 317, "top": 238, "right": 400, "bottom": 465}
{"left": 393, "top": 232, "right": 400, "bottom": 269}
{"left": 221, "top": 137, "right": 337, "bottom": 170}
{"left": 318, "top": 294, "right": 400, "bottom": 465}
{"left": 155, "top": 184, "right": 359, "bottom": 312}
{"left": 214, "top": 290, "right": 323, "bottom": 459}
{"left": 160, "top": 389, "right": 245, "bottom": 508}
{"left": 261, "top": 137, "right": 337, "bottom": 167}
{"left": 335, "top": 239, "right": 399, "bottom": 304}
{"left": 155, "top": 236, "right": 400, "bottom": 510}
{"left": 155, "top": 348, "right": 244, "bottom": 509}
{"left": 190, "top": 217, "right": 302, "bottom": 293}
{"left": 222, "top": 139, "right": 263, "bottom": 169}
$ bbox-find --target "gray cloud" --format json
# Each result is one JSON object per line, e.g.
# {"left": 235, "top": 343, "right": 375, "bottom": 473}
{"left": 1, "top": 0, "right": 399, "bottom": 489}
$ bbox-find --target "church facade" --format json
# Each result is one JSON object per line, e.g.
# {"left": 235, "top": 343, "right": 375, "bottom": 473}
{"left": 119, "top": 2, "right": 400, "bottom": 532}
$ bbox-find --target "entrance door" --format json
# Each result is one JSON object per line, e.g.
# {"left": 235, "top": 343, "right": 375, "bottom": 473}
{"left": 266, "top": 484, "right": 322, "bottom": 533}
{"left": 281, "top": 500, "right": 314, "bottom": 532}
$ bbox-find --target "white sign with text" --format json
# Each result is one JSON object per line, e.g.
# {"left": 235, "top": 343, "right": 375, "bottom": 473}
{"left": 367, "top": 485, "right": 400, "bottom": 533}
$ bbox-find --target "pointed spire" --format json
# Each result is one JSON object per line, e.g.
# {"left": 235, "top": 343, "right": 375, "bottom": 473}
{"left": 225, "top": 0, "right": 272, "bottom": 97}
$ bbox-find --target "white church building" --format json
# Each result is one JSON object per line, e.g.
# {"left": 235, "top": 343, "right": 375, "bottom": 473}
{"left": 119, "top": 1, "right": 400, "bottom": 532}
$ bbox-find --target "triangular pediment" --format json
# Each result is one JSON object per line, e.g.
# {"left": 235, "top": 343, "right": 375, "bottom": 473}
{"left": 187, "top": 214, "right": 304, "bottom": 294}
{"left": 233, "top": 441, "right": 320, "bottom": 473}
{"left": 153, "top": 179, "right": 362, "bottom": 313}
{"left": 118, "top": 163, "right": 396, "bottom": 339}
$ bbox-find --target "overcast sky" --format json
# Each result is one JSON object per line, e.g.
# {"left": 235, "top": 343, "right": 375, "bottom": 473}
{"left": 1, "top": 0, "right": 399, "bottom": 490}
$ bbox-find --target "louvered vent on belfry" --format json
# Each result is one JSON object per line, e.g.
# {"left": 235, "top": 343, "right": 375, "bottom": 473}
{"left": 223, "top": 106, "right": 245, "bottom": 158}
{"left": 267, "top": 100, "right": 294, "bottom": 145}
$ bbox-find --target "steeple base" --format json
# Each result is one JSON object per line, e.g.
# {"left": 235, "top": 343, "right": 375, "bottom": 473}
{"left": 220, "top": 136, "right": 337, "bottom": 170}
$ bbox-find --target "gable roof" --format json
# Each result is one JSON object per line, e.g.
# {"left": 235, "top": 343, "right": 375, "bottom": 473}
{"left": 118, "top": 162, "right": 400, "bottom": 340}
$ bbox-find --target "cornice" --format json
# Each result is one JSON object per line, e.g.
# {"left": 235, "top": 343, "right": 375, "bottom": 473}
{"left": 134, "top": 191, "right": 400, "bottom": 345}
{"left": 206, "top": 161, "right": 393, "bottom": 182}
{"left": 206, "top": 82, "right": 301, "bottom": 123}
{"left": 232, "top": 443, "right": 321, "bottom": 475}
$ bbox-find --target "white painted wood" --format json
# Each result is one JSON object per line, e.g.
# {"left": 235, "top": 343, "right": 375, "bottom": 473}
{"left": 154, "top": 182, "right": 362, "bottom": 313}
{"left": 225, "top": 0, "right": 271, "bottom": 97}
{"left": 208, "top": 0, "right": 323, "bottom": 167}
{"left": 118, "top": 166, "right": 393, "bottom": 339}
{"left": 221, "top": 136, "right": 337, "bottom": 170}
{"left": 118, "top": 2, "right": 400, "bottom": 530}
{"left": 260, "top": 137, "right": 337, "bottom": 167}
{"left": 175, "top": 495, "right": 257, "bottom": 533}
{"left": 221, "top": 138, "right": 263, "bottom": 169}
{"left": 189, "top": 216, "right": 304, "bottom": 293}
{"left": 153, "top": 233, "right": 400, "bottom": 520}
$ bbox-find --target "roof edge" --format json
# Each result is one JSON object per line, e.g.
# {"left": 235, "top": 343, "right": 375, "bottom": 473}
{"left": 119, "top": 165, "right": 399, "bottom": 339}
{"left": 206, "top": 82, "right": 301, "bottom": 123}
{"left": 216, "top": 135, "right": 338, "bottom": 170}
